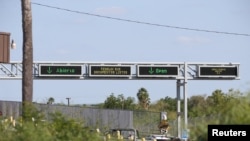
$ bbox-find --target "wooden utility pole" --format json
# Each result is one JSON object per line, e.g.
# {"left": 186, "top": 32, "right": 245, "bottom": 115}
{"left": 21, "top": 0, "right": 33, "bottom": 118}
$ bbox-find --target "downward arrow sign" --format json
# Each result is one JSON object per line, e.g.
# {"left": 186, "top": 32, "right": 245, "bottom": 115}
{"left": 149, "top": 67, "right": 154, "bottom": 74}
{"left": 47, "top": 66, "right": 53, "bottom": 74}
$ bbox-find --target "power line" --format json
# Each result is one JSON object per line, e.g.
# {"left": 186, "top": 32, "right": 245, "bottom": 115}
{"left": 31, "top": 2, "right": 250, "bottom": 37}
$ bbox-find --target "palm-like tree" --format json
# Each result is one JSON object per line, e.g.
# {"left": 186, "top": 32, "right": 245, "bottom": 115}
{"left": 47, "top": 97, "right": 55, "bottom": 105}
{"left": 137, "top": 88, "right": 150, "bottom": 110}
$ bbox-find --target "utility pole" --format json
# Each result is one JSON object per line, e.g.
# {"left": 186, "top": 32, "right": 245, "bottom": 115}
{"left": 66, "top": 97, "right": 71, "bottom": 106}
{"left": 21, "top": 0, "right": 33, "bottom": 118}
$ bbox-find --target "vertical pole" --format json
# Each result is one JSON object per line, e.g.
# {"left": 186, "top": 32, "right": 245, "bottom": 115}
{"left": 183, "top": 62, "right": 188, "bottom": 140}
{"left": 66, "top": 97, "right": 70, "bottom": 106}
{"left": 21, "top": 0, "right": 33, "bottom": 119}
{"left": 176, "top": 80, "right": 181, "bottom": 138}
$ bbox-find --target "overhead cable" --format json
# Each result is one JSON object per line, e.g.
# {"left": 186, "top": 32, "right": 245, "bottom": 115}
{"left": 31, "top": 2, "right": 250, "bottom": 37}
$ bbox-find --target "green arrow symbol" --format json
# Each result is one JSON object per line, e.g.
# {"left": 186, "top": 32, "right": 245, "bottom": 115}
{"left": 47, "top": 66, "right": 53, "bottom": 74}
{"left": 149, "top": 67, "right": 154, "bottom": 74}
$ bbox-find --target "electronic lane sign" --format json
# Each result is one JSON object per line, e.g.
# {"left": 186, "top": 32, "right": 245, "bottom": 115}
{"left": 39, "top": 64, "right": 82, "bottom": 77}
{"left": 137, "top": 65, "right": 179, "bottom": 78}
{"left": 198, "top": 66, "right": 238, "bottom": 78}
{"left": 89, "top": 65, "right": 131, "bottom": 77}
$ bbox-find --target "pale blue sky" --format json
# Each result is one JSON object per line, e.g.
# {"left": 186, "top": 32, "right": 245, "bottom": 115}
{"left": 0, "top": 0, "right": 249, "bottom": 104}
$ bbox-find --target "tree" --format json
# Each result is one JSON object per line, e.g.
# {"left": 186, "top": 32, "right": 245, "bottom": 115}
{"left": 103, "top": 93, "right": 136, "bottom": 110}
{"left": 151, "top": 96, "right": 177, "bottom": 111}
{"left": 103, "top": 93, "right": 119, "bottom": 109}
{"left": 206, "top": 89, "right": 227, "bottom": 114}
{"left": 188, "top": 95, "right": 207, "bottom": 117}
{"left": 136, "top": 88, "right": 150, "bottom": 110}
{"left": 21, "top": 0, "right": 33, "bottom": 119}
{"left": 123, "top": 96, "right": 136, "bottom": 110}
{"left": 47, "top": 97, "right": 55, "bottom": 105}
{"left": 162, "top": 96, "right": 177, "bottom": 111}
{"left": 189, "top": 89, "right": 250, "bottom": 140}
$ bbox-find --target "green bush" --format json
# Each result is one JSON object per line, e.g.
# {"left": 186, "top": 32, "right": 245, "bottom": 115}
{"left": 0, "top": 109, "right": 102, "bottom": 141}
{"left": 189, "top": 92, "right": 250, "bottom": 141}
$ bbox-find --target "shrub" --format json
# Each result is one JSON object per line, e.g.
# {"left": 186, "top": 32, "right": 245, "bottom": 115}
{"left": 0, "top": 106, "right": 102, "bottom": 141}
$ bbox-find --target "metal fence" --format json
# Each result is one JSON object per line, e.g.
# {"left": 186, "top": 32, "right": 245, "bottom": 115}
{"left": 0, "top": 100, "right": 21, "bottom": 118}
{"left": 0, "top": 100, "right": 165, "bottom": 136}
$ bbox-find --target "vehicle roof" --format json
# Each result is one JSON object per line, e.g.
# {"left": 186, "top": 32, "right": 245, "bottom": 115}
{"left": 149, "top": 134, "right": 170, "bottom": 139}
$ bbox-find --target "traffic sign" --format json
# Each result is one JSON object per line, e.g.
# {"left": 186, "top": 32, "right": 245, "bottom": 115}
{"left": 181, "top": 129, "right": 189, "bottom": 139}
{"left": 137, "top": 65, "right": 179, "bottom": 77}
{"left": 89, "top": 65, "right": 131, "bottom": 77}
{"left": 198, "top": 66, "right": 238, "bottom": 78}
{"left": 39, "top": 64, "right": 82, "bottom": 77}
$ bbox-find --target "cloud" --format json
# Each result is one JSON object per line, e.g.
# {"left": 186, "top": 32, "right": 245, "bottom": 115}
{"left": 95, "top": 6, "right": 126, "bottom": 15}
{"left": 176, "top": 36, "right": 211, "bottom": 45}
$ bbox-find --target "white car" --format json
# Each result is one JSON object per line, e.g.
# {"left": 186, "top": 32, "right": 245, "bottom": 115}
{"left": 145, "top": 134, "right": 173, "bottom": 141}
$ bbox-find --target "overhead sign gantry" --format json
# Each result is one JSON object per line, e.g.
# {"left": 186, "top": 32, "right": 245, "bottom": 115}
{"left": 0, "top": 61, "right": 240, "bottom": 139}
{"left": 0, "top": 62, "right": 240, "bottom": 80}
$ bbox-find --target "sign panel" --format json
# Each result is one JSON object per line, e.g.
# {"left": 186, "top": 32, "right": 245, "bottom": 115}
{"left": 89, "top": 65, "right": 131, "bottom": 77}
{"left": 198, "top": 66, "right": 238, "bottom": 78}
{"left": 39, "top": 64, "right": 82, "bottom": 77}
{"left": 137, "top": 65, "right": 179, "bottom": 77}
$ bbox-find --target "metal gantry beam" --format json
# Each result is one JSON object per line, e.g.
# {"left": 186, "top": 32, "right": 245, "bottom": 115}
{"left": 0, "top": 61, "right": 240, "bottom": 80}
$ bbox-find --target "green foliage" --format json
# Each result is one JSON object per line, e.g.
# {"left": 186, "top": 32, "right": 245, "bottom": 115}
{"left": 188, "top": 95, "right": 207, "bottom": 117}
{"left": 101, "top": 88, "right": 250, "bottom": 140}
{"left": 103, "top": 93, "right": 136, "bottom": 110}
{"left": 154, "top": 96, "right": 178, "bottom": 111}
{"left": 47, "top": 97, "right": 55, "bottom": 105}
{"left": 150, "top": 96, "right": 178, "bottom": 120}
{"left": 0, "top": 105, "right": 102, "bottom": 141}
{"left": 137, "top": 87, "right": 150, "bottom": 110}
{"left": 189, "top": 89, "right": 250, "bottom": 140}
{"left": 47, "top": 112, "right": 100, "bottom": 141}
{"left": 22, "top": 102, "right": 44, "bottom": 121}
